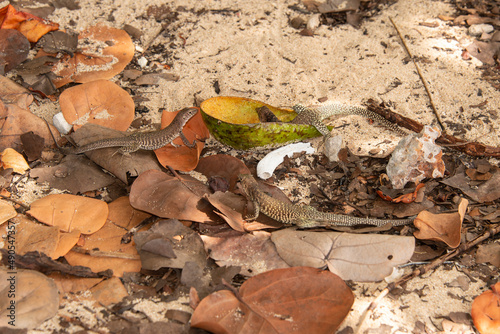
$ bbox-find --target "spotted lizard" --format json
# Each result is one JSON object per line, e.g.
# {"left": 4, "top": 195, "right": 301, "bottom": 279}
{"left": 47, "top": 107, "right": 198, "bottom": 155}
{"left": 238, "top": 174, "right": 414, "bottom": 228}
{"left": 290, "top": 103, "right": 408, "bottom": 136}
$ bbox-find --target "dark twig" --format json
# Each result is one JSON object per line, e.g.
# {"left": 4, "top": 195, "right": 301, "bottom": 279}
{"left": 389, "top": 17, "right": 446, "bottom": 133}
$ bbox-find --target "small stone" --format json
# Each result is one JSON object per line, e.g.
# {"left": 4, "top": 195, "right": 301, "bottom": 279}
{"left": 469, "top": 24, "right": 494, "bottom": 37}
{"left": 324, "top": 135, "right": 343, "bottom": 162}
{"left": 290, "top": 17, "right": 305, "bottom": 29}
{"left": 137, "top": 56, "right": 148, "bottom": 68}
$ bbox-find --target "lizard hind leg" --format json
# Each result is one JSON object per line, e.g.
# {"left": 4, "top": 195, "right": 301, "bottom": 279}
{"left": 179, "top": 131, "right": 197, "bottom": 148}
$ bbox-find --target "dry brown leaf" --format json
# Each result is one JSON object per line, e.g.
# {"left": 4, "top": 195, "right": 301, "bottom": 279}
{"left": 0, "top": 99, "right": 59, "bottom": 152}
{"left": 0, "top": 269, "right": 59, "bottom": 329}
{"left": 272, "top": 228, "right": 415, "bottom": 282}
{"left": 442, "top": 172, "right": 500, "bottom": 203}
{"left": 63, "top": 123, "right": 164, "bottom": 184}
{"left": 0, "top": 29, "right": 30, "bottom": 73}
{"left": 204, "top": 191, "right": 247, "bottom": 232}
{"left": 8, "top": 215, "right": 59, "bottom": 258}
{"left": 129, "top": 170, "right": 217, "bottom": 223}
{"left": 89, "top": 277, "right": 129, "bottom": 306}
{"left": 60, "top": 80, "right": 135, "bottom": 131}
{"left": 30, "top": 154, "right": 116, "bottom": 194}
{"left": 0, "top": 4, "right": 59, "bottom": 42}
{"left": 154, "top": 108, "right": 210, "bottom": 171}
{"left": 0, "top": 199, "right": 17, "bottom": 225}
{"left": 191, "top": 266, "right": 354, "bottom": 334}
{"left": 0, "top": 148, "right": 29, "bottom": 173}
{"left": 196, "top": 154, "right": 251, "bottom": 191}
{"left": 413, "top": 198, "right": 468, "bottom": 248}
{"left": 40, "top": 24, "right": 134, "bottom": 87}
{"left": 476, "top": 242, "right": 500, "bottom": 267}
{"left": 200, "top": 230, "right": 289, "bottom": 276}
{"left": 27, "top": 194, "right": 108, "bottom": 234}
{"left": 53, "top": 230, "right": 81, "bottom": 259}
{"left": 134, "top": 219, "right": 207, "bottom": 271}
{"left": 0, "top": 75, "right": 33, "bottom": 108}
{"left": 107, "top": 196, "right": 151, "bottom": 230}
{"left": 50, "top": 273, "right": 103, "bottom": 303}
{"left": 65, "top": 220, "right": 141, "bottom": 277}
{"left": 471, "top": 282, "right": 500, "bottom": 334}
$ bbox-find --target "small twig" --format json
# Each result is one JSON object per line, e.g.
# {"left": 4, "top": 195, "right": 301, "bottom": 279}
{"left": 389, "top": 17, "right": 446, "bottom": 133}
{"left": 355, "top": 223, "right": 500, "bottom": 333}
{"left": 0, "top": 193, "right": 29, "bottom": 210}
{"left": 71, "top": 247, "right": 141, "bottom": 260}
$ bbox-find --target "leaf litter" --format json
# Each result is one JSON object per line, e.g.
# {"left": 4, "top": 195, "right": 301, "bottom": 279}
{"left": 1, "top": 0, "right": 500, "bottom": 333}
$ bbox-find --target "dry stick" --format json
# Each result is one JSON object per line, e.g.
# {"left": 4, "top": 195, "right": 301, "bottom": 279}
{"left": 354, "top": 223, "right": 500, "bottom": 333}
{"left": 389, "top": 17, "right": 446, "bottom": 133}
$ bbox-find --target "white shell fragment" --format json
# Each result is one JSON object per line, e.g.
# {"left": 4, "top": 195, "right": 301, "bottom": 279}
{"left": 52, "top": 112, "right": 73, "bottom": 135}
{"left": 257, "top": 143, "right": 315, "bottom": 179}
{"left": 386, "top": 125, "right": 445, "bottom": 189}
{"left": 324, "top": 135, "right": 343, "bottom": 162}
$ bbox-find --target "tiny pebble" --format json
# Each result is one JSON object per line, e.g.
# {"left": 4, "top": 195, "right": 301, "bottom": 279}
{"left": 138, "top": 56, "right": 148, "bottom": 68}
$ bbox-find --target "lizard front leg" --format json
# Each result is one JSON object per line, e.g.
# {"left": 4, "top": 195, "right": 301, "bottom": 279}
{"left": 243, "top": 198, "right": 260, "bottom": 221}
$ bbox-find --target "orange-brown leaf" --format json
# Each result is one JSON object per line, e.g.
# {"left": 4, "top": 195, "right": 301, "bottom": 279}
{"left": 191, "top": 266, "right": 354, "bottom": 334}
{"left": 40, "top": 24, "right": 134, "bottom": 87}
{"left": 59, "top": 80, "right": 135, "bottom": 131}
{"left": 0, "top": 4, "right": 58, "bottom": 42}
{"left": 413, "top": 198, "right": 468, "bottom": 248}
{"left": 27, "top": 194, "right": 108, "bottom": 234}
{"left": 471, "top": 282, "right": 500, "bottom": 334}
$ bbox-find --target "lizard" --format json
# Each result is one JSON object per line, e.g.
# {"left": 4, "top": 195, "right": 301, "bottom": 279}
{"left": 289, "top": 103, "right": 408, "bottom": 137}
{"left": 46, "top": 107, "right": 198, "bottom": 155}
{"left": 238, "top": 174, "right": 414, "bottom": 228}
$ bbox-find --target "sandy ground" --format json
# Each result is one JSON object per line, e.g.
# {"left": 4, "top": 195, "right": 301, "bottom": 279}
{"left": 9, "top": 0, "right": 500, "bottom": 332}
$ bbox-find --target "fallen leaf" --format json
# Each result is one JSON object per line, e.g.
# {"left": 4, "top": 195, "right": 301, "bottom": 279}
{"left": 196, "top": 154, "right": 251, "bottom": 191}
{"left": 27, "top": 194, "right": 108, "bottom": 234}
{"left": 0, "top": 199, "right": 16, "bottom": 225}
{"left": 0, "top": 99, "right": 59, "bottom": 153}
{"left": 129, "top": 170, "right": 217, "bottom": 223}
{"left": 271, "top": 228, "right": 415, "bottom": 282}
{"left": 60, "top": 80, "right": 135, "bottom": 130}
{"left": 52, "top": 229, "right": 81, "bottom": 259}
{"left": 154, "top": 107, "right": 210, "bottom": 171}
{"left": 0, "top": 4, "right": 59, "bottom": 42}
{"left": 106, "top": 196, "right": 152, "bottom": 230}
{"left": 0, "top": 29, "right": 30, "bottom": 73}
{"left": 7, "top": 215, "right": 59, "bottom": 258}
{"left": 0, "top": 269, "right": 59, "bottom": 329}
{"left": 89, "top": 277, "right": 128, "bottom": 306}
{"left": 476, "top": 242, "right": 500, "bottom": 267}
{"left": 30, "top": 155, "right": 116, "bottom": 194}
{"left": 442, "top": 172, "right": 500, "bottom": 203}
{"left": 39, "top": 24, "right": 134, "bottom": 87}
{"left": 191, "top": 266, "right": 354, "bottom": 334}
{"left": 0, "top": 148, "right": 30, "bottom": 173}
{"left": 134, "top": 219, "right": 207, "bottom": 270}
{"left": 62, "top": 123, "right": 164, "bottom": 184}
{"left": 50, "top": 273, "right": 103, "bottom": 303}
{"left": 413, "top": 198, "right": 468, "bottom": 248}
{"left": 201, "top": 230, "right": 289, "bottom": 276}
{"left": 471, "top": 282, "right": 500, "bottom": 334}
{"left": 64, "top": 219, "right": 141, "bottom": 277}
{"left": 0, "top": 75, "right": 33, "bottom": 109}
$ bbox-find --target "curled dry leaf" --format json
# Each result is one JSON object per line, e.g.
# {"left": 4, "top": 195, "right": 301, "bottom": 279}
{"left": 191, "top": 266, "right": 354, "bottom": 334}
{"left": 154, "top": 108, "right": 210, "bottom": 171}
{"left": 60, "top": 80, "right": 135, "bottom": 130}
{"left": 41, "top": 24, "right": 134, "bottom": 87}
{"left": 27, "top": 194, "right": 108, "bottom": 234}
{"left": 129, "top": 170, "right": 217, "bottom": 223}
{"left": 271, "top": 228, "right": 415, "bottom": 282}
{"left": 471, "top": 282, "right": 500, "bottom": 334}
{"left": 0, "top": 269, "right": 59, "bottom": 329}
{"left": 200, "top": 230, "right": 289, "bottom": 276}
{"left": 0, "top": 4, "right": 59, "bottom": 42}
{"left": 413, "top": 198, "right": 468, "bottom": 248}
{"left": 0, "top": 148, "right": 30, "bottom": 173}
